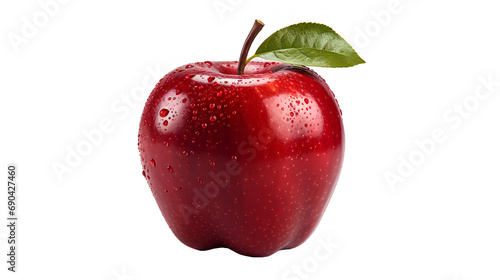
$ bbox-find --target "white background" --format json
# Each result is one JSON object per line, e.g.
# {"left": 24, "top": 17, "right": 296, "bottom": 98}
{"left": 1, "top": 0, "right": 500, "bottom": 279}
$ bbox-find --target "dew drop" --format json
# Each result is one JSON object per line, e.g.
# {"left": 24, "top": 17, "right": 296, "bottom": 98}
{"left": 185, "top": 74, "right": 195, "bottom": 79}
{"left": 159, "top": 109, "right": 169, "bottom": 117}
{"left": 210, "top": 115, "right": 217, "bottom": 122}
{"left": 217, "top": 91, "right": 223, "bottom": 97}
{"left": 167, "top": 165, "right": 173, "bottom": 172}
{"left": 201, "top": 123, "right": 208, "bottom": 129}
{"left": 264, "top": 62, "right": 271, "bottom": 67}
{"left": 231, "top": 111, "right": 237, "bottom": 115}
{"left": 163, "top": 120, "right": 169, "bottom": 126}
{"left": 209, "top": 103, "right": 215, "bottom": 109}
{"left": 231, "top": 156, "right": 238, "bottom": 161}
{"left": 192, "top": 110, "right": 198, "bottom": 115}
{"left": 164, "top": 141, "right": 169, "bottom": 147}
{"left": 304, "top": 98, "right": 309, "bottom": 104}
{"left": 204, "top": 61, "right": 213, "bottom": 66}
{"left": 150, "top": 159, "right": 156, "bottom": 167}
{"left": 185, "top": 64, "right": 194, "bottom": 68}
{"left": 198, "top": 179, "right": 203, "bottom": 184}
{"left": 183, "top": 151, "right": 189, "bottom": 157}
{"left": 210, "top": 161, "right": 216, "bottom": 167}
{"left": 182, "top": 98, "right": 187, "bottom": 103}
{"left": 142, "top": 170, "right": 146, "bottom": 178}
{"left": 207, "top": 77, "right": 215, "bottom": 82}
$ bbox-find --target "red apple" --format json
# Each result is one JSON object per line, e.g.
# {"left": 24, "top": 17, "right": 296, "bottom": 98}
{"left": 138, "top": 60, "right": 344, "bottom": 257}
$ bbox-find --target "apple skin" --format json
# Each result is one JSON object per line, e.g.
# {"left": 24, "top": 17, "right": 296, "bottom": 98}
{"left": 138, "top": 61, "right": 344, "bottom": 257}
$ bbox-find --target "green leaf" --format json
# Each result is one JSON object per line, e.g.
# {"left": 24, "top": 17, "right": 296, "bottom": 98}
{"left": 253, "top": 22, "right": 365, "bottom": 68}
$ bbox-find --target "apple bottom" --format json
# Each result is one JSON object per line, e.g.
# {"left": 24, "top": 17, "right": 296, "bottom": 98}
{"left": 152, "top": 145, "right": 342, "bottom": 257}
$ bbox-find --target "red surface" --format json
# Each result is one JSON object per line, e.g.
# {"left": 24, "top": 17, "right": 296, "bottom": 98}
{"left": 138, "top": 61, "right": 344, "bottom": 257}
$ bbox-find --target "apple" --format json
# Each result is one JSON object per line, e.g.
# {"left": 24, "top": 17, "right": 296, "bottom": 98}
{"left": 138, "top": 20, "right": 362, "bottom": 257}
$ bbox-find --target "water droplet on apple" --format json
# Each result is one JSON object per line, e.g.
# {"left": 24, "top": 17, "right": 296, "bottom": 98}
{"left": 217, "top": 91, "right": 223, "bottom": 97}
{"left": 210, "top": 116, "right": 217, "bottom": 122}
{"left": 159, "top": 109, "right": 169, "bottom": 117}
{"left": 204, "top": 61, "right": 212, "bottom": 66}
{"left": 264, "top": 62, "right": 271, "bottom": 67}
{"left": 192, "top": 110, "right": 198, "bottom": 115}
{"left": 216, "top": 105, "right": 221, "bottom": 110}
{"left": 150, "top": 159, "right": 156, "bottom": 167}
{"left": 198, "top": 179, "right": 203, "bottom": 184}
{"left": 185, "top": 74, "right": 195, "bottom": 79}
{"left": 209, "top": 103, "right": 215, "bottom": 109}
{"left": 231, "top": 111, "right": 237, "bottom": 115}
{"left": 185, "top": 64, "right": 194, "bottom": 68}
{"left": 304, "top": 98, "right": 309, "bottom": 104}
{"left": 207, "top": 77, "right": 215, "bottom": 82}
{"left": 183, "top": 151, "right": 189, "bottom": 157}
{"left": 231, "top": 156, "right": 238, "bottom": 161}
{"left": 163, "top": 120, "right": 169, "bottom": 126}
{"left": 182, "top": 98, "right": 187, "bottom": 103}
{"left": 210, "top": 161, "right": 216, "bottom": 167}
{"left": 142, "top": 170, "right": 146, "bottom": 178}
{"left": 167, "top": 165, "right": 173, "bottom": 172}
{"left": 164, "top": 141, "right": 169, "bottom": 147}
{"left": 201, "top": 123, "right": 208, "bottom": 129}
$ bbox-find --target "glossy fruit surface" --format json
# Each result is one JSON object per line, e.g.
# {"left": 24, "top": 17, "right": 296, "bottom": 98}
{"left": 138, "top": 61, "right": 344, "bottom": 257}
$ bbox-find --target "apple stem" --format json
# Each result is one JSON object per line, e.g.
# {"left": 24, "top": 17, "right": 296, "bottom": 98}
{"left": 237, "top": 20, "right": 264, "bottom": 75}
